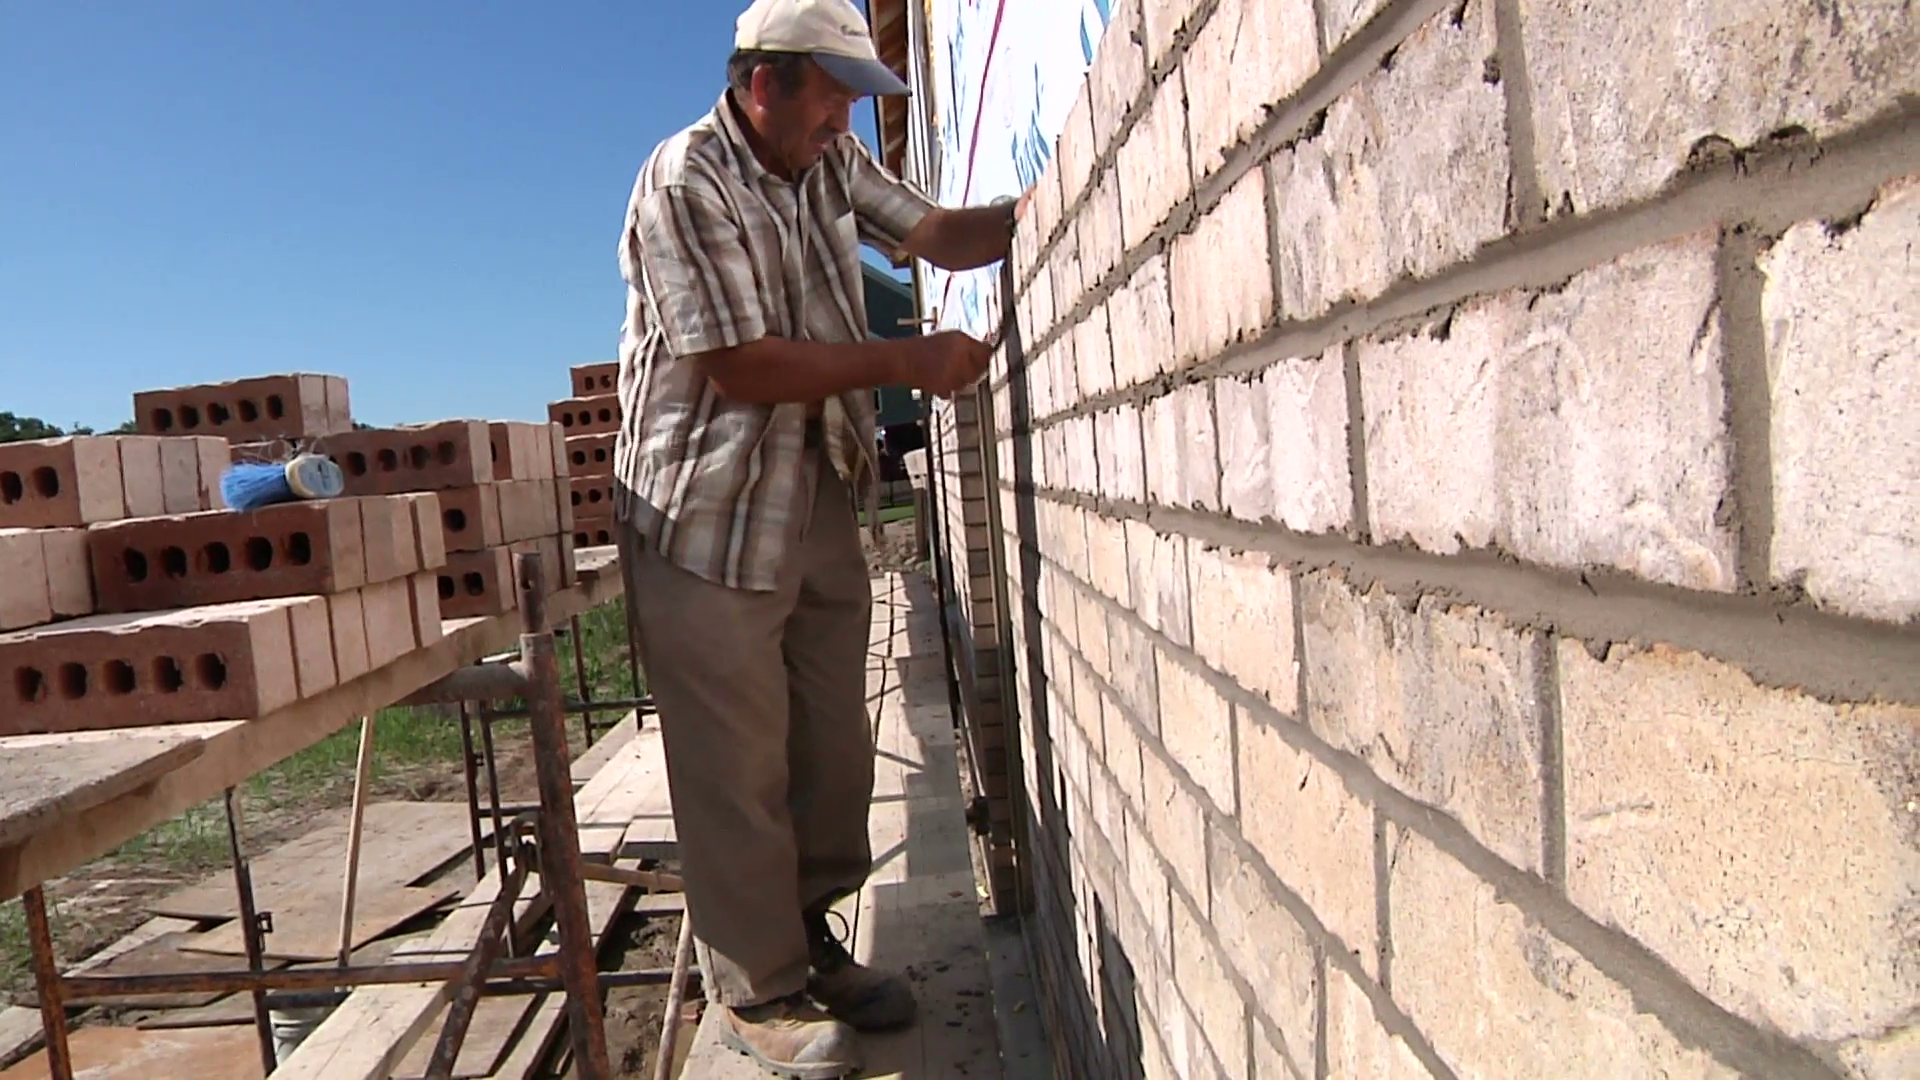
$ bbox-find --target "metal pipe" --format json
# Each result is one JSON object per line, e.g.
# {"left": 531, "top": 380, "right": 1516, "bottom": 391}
{"left": 475, "top": 696, "right": 655, "bottom": 722}
{"left": 424, "top": 857, "right": 529, "bottom": 1080}
{"left": 516, "top": 554, "right": 613, "bottom": 1079}
{"left": 257, "top": 967, "right": 678, "bottom": 1013}
{"left": 397, "top": 662, "right": 530, "bottom": 706}
{"left": 477, "top": 703, "right": 512, "bottom": 904}
{"left": 61, "top": 952, "right": 560, "bottom": 1001}
{"left": 569, "top": 614, "right": 597, "bottom": 746}
{"left": 457, "top": 703, "right": 488, "bottom": 881}
{"left": 577, "top": 863, "right": 683, "bottom": 892}
{"left": 338, "top": 714, "right": 377, "bottom": 968}
{"left": 223, "top": 789, "right": 278, "bottom": 1075}
{"left": 22, "top": 888, "right": 73, "bottom": 1080}
{"left": 652, "top": 912, "right": 697, "bottom": 1080}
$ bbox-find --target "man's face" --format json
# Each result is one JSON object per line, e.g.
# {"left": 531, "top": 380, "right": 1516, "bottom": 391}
{"left": 753, "top": 60, "right": 856, "bottom": 173}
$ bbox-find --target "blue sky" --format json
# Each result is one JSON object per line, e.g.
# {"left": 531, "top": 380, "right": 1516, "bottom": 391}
{"left": 0, "top": 1, "right": 898, "bottom": 432}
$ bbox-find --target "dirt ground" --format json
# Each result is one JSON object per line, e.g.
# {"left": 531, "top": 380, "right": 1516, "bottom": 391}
{"left": 591, "top": 880, "right": 687, "bottom": 1078}
{"left": 862, "top": 516, "right": 924, "bottom": 575}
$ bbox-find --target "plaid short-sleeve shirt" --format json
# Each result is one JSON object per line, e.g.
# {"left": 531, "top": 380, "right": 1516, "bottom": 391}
{"left": 612, "top": 92, "right": 937, "bottom": 592}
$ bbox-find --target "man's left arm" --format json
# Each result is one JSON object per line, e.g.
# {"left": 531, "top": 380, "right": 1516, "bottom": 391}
{"left": 844, "top": 140, "right": 1028, "bottom": 273}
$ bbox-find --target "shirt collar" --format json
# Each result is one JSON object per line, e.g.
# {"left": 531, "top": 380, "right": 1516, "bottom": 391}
{"left": 712, "top": 90, "right": 791, "bottom": 187}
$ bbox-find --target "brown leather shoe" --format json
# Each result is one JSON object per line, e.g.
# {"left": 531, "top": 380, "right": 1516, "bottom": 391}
{"left": 719, "top": 993, "right": 863, "bottom": 1079}
{"left": 806, "top": 912, "right": 918, "bottom": 1032}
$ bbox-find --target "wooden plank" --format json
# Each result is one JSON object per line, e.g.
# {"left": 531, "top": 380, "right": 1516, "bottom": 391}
{"left": 0, "top": 548, "right": 622, "bottom": 903}
{"left": 0, "top": 732, "right": 206, "bottom": 850}
{"left": 134, "top": 935, "right": 419, "bottom": 1031}
{"left": 268, "top": 736, "right": 655, "bottom": 1080}
{"left": 568, "top": 711, "right": 638, "bottom": 786}
{"left": 148, "top": 802, "right": 479, "bottom": 921}
{"left": 478, "top": 872, "right": 639, "bottom": 1080}
{"left": 390, "top": 994, "right": 527, "bottom": 1080}
{"left": 0, "top": 1025, "right": 264, "bottom": 1080}
{"left": 18, "top": 932, "right": 291, "bottom": 1010}
{"left": 0, "top": 916, "right": 199, "bottom": 1066}
{"left": 612, "top": 726, "right": 674, "bottom": 860}
{"left": 179, "top": 884, "right": 457, "bottom": 962}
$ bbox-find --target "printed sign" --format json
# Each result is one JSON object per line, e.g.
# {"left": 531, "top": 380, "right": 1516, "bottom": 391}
{"left": 915, "top": 0, "right": 1113, "bottom": 338}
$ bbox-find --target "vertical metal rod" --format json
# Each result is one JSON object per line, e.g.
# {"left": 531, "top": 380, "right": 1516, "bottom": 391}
{"left": 337, "top": 714, "right": 377, "bottom": 968}
{"left": 22, "top": 888, "right": 73, "bottom": 1080}
{"left": 652, "top": 912, "right": 697, "bottom": 1080}
{"left": 569, "top": 614, "right": 598, "bottom": 746}
{"left": 477, "top": 703, "right": 510, "bottom": 889}
{"left": 516, "top": 554, "right": 611, "bottom": 1079}
{"left": 224, "top": 789, "right": 279, "bottom": 1076}
{"left": 457, "top": 703, "right": 488, "bottom": 881}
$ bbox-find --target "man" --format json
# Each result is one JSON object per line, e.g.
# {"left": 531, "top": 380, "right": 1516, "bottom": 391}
{"left": 611, "top": 0, "right": 1022, "bottom": 1075}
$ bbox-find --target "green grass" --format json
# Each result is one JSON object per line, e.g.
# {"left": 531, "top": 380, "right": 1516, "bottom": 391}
{"left": 1, "top": 597, "right": 645, "bottom": 999}
{"left": 858, "top": 503, "right": 917, "bottom": 527}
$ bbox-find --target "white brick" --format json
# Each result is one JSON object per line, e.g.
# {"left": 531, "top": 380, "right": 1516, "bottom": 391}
{"left": 1049, "top": 214, "right": 1086, "bottom": 321}
{"left": 1078, "top": 168, "right": 1126, "bottom": 291}
{"left": 1140, "top": 744, "right": 1209, "bottom": 908}
{"left": 1125, "top": 520, "right": 1192, "bottom": 648}
{"left": 1074, "top": 300, "right": 1117, "bottom": 399}
{"left": 1239, "top": 719, "right": 1378, "bottom": 974}
{"left": 1361, "top": 232, "right": 1736, "bottom": 591}
{"left": 1089, "top": 0, "right": 1148, "bottom": 159}
{"left": 1156, "top": 649, "right": 1235, "bottom": 813}
{"left": 1215, "top": 351, "right": 1351, "bottom": 532}
{"left": 1320, "top": 0, "right": 1391, "bottom": 50}
{"left": 1173, "top": 897, "right": 1250, "bottom": 1080}
{"left": 1123, "top": 806, "right": 1172, "bottom": 955}
{"left": 1021, "top": 249, "right": 1055, "bottom": 347}
{"left": 1143, "top": 0, "right": 1206, "bottom": 68}
{"left": 1056, "top": 83, "right": 1099, "bottom": 211}
{"left": 1077, "top": 588, "right": 1111, "bottom": 683}
{"left": 1188, "top": 542, "right": 1297, "bottom": 709}
{"left": 1143, "top": 385, "right": 1219, "bottom": 511}
{"left": 1085, "top": 511, "right": 1132, "bottom": 606}
{"left": 1144, "top": 393, "right": 1181, "bottom": 509}
{"left": 1095, "top": 406, "right": 1146, "bottom": 504}
{"left": 1301, "top": 573, "right": 1547, "bottom": 873}
{"left": 1103, "top": 687, "right": 1146, "bottom": 806}
{"left": 1110, "top": 254, "right": 1177, "bottom": 386}
{"left": 1274, "top": 0, "right": 1506, "bottom": 318}
{"left": 1525, "top": 0, "right": 1919, "bottom": 215}
{"left": 1210, "top": 831, "right": 1318, "bottom": 1075}
{"left": 1185, "top": 0, "right": 1321, "bottom": 177}
{"left": 1109, "top": 613, "right": 1160, "bottom": 731}
{"left": 1064, "top": 415, "right": 1098, "bottom": 495}
{"left": 1325, "top": 961, "right": 1437, "bottom": 1079}
{"left": 1763, "top": 179, "right": 1920, "bottom": 622}
{"left": 1172, "top": 170, "right": 1273, "bottom": 365}
{"left": 1560, "top": 641, "right": 1920, "bottom": 1045}
{"left": 1391, "top": 827, "right": 1738, "bottom": 1080}
{"left": 1116, "top": 68, "right": 1195, "bottom": 252}
{"left": 1027, "top": 165, "right": 1067, "bottom": 261}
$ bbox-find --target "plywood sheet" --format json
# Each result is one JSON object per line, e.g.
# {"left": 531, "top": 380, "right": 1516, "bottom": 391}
{"left": 148, "top": 802, "right": 477, "bottom": 921}
{"left": 177, "top": 883, "right": 456, "bottom": 962}
{"left": 0, "top": 1025, "right": 263, "bottom": 1080}
{"left": 0, "top": 731, "right": 206, "bottom": 849}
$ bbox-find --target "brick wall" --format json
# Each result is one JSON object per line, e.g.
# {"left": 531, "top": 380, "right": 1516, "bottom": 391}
{"left": 931, "top": 0, "right": 1919, "bottom": 1076}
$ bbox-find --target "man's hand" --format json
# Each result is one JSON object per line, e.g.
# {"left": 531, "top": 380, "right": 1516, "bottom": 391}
{"left": 896, "top": 330, "right": 992, "bottom": 398}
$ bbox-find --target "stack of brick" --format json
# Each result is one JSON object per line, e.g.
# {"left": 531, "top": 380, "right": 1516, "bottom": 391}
{"left": 313, "top": 419, "right": 575, "bottom": 618}
{"left": 550, "top": 362, "right": 619, "bottom": 549}
{"left": 136, "top": 373, "right": 352, "bottom": 443}
{"left": 0, "top": 474, "right": 449, "bottom": 737}
{"left": 0, "top": 434, "right": 229, "bottom": 632}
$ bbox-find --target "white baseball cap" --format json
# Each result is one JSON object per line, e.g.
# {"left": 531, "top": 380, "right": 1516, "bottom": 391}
{"left": 735, "top": 0, "right": 911, "bottom": 97}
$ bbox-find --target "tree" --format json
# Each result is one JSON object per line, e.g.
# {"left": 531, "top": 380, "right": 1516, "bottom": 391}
{"left": 0, "top": 412, "right": 136, "bottom": 443}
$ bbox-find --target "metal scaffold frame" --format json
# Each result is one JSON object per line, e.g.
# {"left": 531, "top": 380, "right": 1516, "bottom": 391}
{"left": 15, "top": 553, "right": 669, "bottom": 1080}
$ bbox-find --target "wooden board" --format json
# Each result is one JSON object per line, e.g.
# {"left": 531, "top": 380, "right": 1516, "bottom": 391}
{"left": 0, "top": 1025, "right": 263, "bottom": 1080}
{"left": 0, "top": 916, "right": 199, "bottom": 1066}
{"left": 179, "top": 884, "right": 457, "bottom": 962}
{"left": 568, "top": 711, "right": 638, "bottom": 786}
{"left": 0, "top": 547, "right": 622, "bottom": 903}
{"left": 612, "top": 726, "right": 675, "bottom": 860}
{"left": 0, "top": 731, "right": 206, "bottom": 849}
{"left": 148, "top": 802, "right": 479, "bottom": 921}
{"left": 389, "top": 992, "right": 528, "bottom": 1080}
{"left": 19, "top": 932, "right": 291, "bottom": 1010}
{"left": 268, "top": 734, "right": 657, "bottom": 1080}
{"left": 134, "top": 936, "right": 419, "bottom": 1031}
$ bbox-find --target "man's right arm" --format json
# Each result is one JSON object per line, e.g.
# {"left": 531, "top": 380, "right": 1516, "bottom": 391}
{"left": 695, "top": 336, "right": 907, "bottom": 404}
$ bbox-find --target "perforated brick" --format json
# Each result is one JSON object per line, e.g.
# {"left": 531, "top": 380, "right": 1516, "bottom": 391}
{"left": 497, "top": 480, "right": 555, "bottom": 544}
{"left": 548, "top": 395, "right": 622, "bottom": 437}
{"left": 329, "top": 420, "right": 494, "bottom": 495}
{"left": 328, "top": 589, "right": 371, "bottom": 683}
{"left": 564, "top": 433, "right": 616, "bottom": 478}
{"left": 34, "top": 528, "right": 94, "bottom": 618}
{"left": 436, "top": 486, "right": 505, "bottom": 552}
{"left": 0, "top": 599, "right": 305, "bottom": 734}
{"left": 135, "top": 374, "right": 346, "bottom": 442}
{"left": 394, "top": 492, "right": 447, "bottom": 570}
{"left": 360, "top": 577, "right": 416, "bottom": 668}
{"left": 282, "top": 594, "right": 337, "bottom": 697}
{"left": 0, "top": 529, "right": 53, "bottom": 630}
{"left": 546, "top": 423, "right": 570, "bottom": 479}
{"left": 487, "top": 421, "right": 554, "bottom": 481}
{"left": 354, "top": 495, "right": 421, "bottom": 584}
{"left": 0, "top": 437, "right": 126, "bottom": 528}
{"left": 572, "top": 518, "right": 616, "bottom": 549}
{"left": 88, "top": 500, "right": 369, "bottom": 613}
{"left": 116, "top": 436, "right": 165, "bottom": 518}
{"left": 571, "top": 361, "right": 619, "bottom": 398}
{"left": 438, "top": 547, "right": 518, "bottom": 617}
{"left": 408, "top": 571, "right": 443, "bottom": 646}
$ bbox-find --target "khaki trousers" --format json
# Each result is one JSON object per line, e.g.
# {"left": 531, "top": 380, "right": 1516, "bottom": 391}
{"left": 616, "top": 453, "right": 875, "bottom": 1006}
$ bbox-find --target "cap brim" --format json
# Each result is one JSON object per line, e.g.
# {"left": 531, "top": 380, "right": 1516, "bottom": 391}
{"left": 812, "top": 52, "right": 910, "bottom": 96}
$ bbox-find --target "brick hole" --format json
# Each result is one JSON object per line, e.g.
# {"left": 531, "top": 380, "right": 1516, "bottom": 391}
{"left": 202, "top": 541, "right": 232, "bottom": 574}
{"left": 30, "top": 467, "right": 59, "bottom": 499}
{"left": 596, "top": 407, "right": 614, "bottom": 423}
{"left": 57, "top": 662, "right": 87, "bottom": 700}
{"left": 180, "top": 405, "right": 201, "bottom": 430}
{"left": 444, "top": 508, "right": 468, "bottom": 533}
{"left": 436, "top": 440, "right": 457, "bottom": 465}
{"left": 560, "top": 412, "right": 576, "bottom": 428}
{"left": 571, "top": 491, "right": 583, "bottom": 507}
{"left": 245, "top": 536, "right": 274, "bottom": 570}
{"left": 407, "top": 444, "right": 430, "bottom": 469}
{"left": 123, "top": 548, "right": 150, "bottom": 582}
{"left": 194, "top": 653, "right": 227, "bottom": 689}
{"left": 161, "top": 546, "right": 189, "bottom": 578}
{"left": 266, "top": 395, "right": 286, "bottom": 420}
{"left": 104, "top": 660, "right": 136, "bottom": 695}
{"left": 151, "top": 407, "right": 175, "bottom": 432}
{"left": 461, "top": 572, "right": 486, "bottom": 596}
{"left": 587, "top": 489, "right": 604, "bottom": 504}
{"left": 489, "top": 440, "right": 501, "bottom": 462}
{"left": 573, "top": 530, "right": 588, "bottom": 546}
{"left": 153, "top": 656, "right": 184, "bottom": 693}
{"left": 238, "top": 399, "right": 260, "bottom": 422}
{"left": 285, "top": 532, "right": 313, "bottom": 565}
{"left": 208, "top": 402, "right": 232, "bottom": 426}
{"left": 437, "top": 573, "right": 455, "bottom": 600}
{"left": 594, "top": 448, "right": 609, "bottom": 463}
{"left": 0, "top": 472, "right": 21, "bottom": 504}
{"left": 14, "top": 667, "right": 47, "bottom": 704}
{"left": 377, "top": 448, "right": 399, "bottom": 472}
{"left": 346, "top": 451, "right": 368, "bottom": 476}
{"left": 570, "top": 450, "right": 586, "bottom": 467}
{"left": 592, "top": 528, "right": 610, "bottom": 544}
{"left": 600, "top": 375, "right": 612, "bottom": 389}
